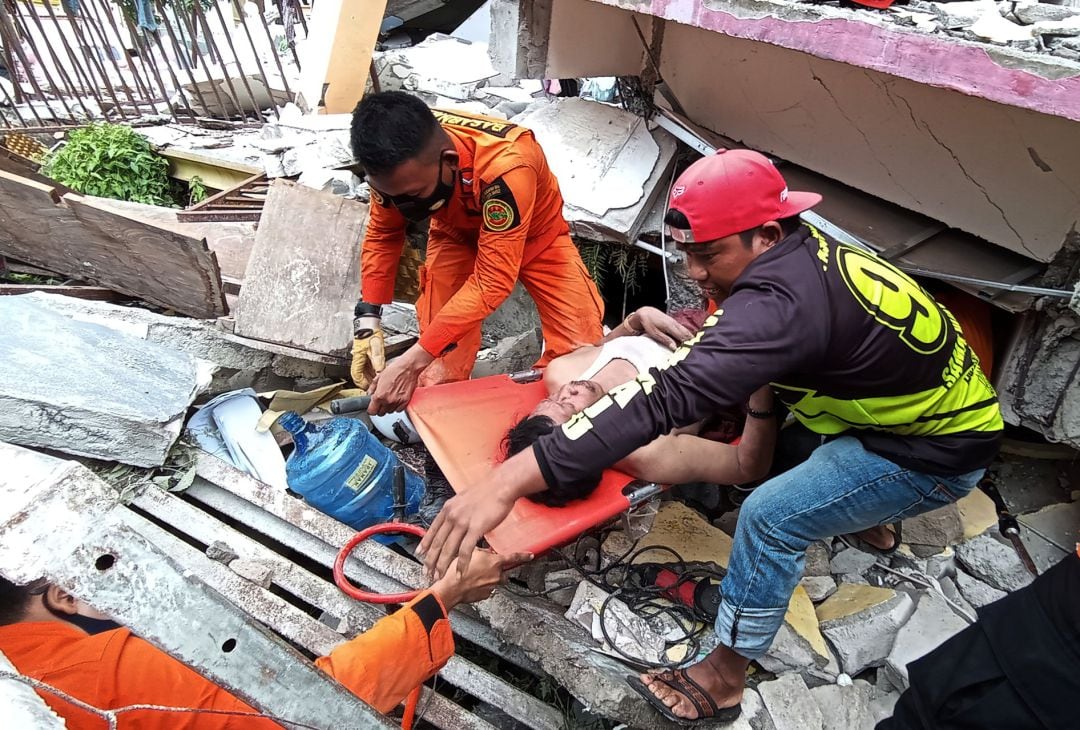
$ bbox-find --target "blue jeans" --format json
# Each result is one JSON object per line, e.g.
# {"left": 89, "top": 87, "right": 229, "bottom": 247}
{"left": 715, "top": 436, "right": 984, "bottom": 660}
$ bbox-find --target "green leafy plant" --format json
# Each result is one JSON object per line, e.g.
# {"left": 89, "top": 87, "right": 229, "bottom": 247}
{"left": 42, "top": 123, "right": 174, "bottom": 206}
{"left": 188, "top": 175, "right": 209, "bottom": 206}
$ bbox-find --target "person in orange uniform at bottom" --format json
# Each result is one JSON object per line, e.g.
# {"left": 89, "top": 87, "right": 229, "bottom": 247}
{"left": 0, "top": 548, "right": 528, "bottom": 728}
{"left": 348, "top": 91, "right": 604, "bottom": 416}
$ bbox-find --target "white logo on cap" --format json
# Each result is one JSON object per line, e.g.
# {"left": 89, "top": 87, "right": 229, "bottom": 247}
{"left": 672, "top": 185, "right": 686, "bottom": 199}
{"left": 780, "top": 187, "right": 789, "bottom": 203}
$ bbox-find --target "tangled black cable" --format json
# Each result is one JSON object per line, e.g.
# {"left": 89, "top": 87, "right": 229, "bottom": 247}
{"left": 508, "top": 528, "right": 726, "bottom": 670}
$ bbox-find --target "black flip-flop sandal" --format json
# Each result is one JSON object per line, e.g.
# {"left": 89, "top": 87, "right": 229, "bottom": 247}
{"left": 627, "top": 669, "right": 742, "bottom": 726}
{"left": 841, "top": 521, "right": 903, "bottom": 557}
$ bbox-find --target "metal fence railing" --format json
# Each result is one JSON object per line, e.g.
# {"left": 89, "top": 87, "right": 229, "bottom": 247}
{"left": 0, "top": 0, "right": 306, "bottom": 131}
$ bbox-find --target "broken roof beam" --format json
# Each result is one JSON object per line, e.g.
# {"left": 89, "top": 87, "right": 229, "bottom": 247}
{"left": 0, "top": 443, "right": 397, "bottom": 728}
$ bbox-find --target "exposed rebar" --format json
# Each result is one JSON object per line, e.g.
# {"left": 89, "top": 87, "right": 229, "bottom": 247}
{"left": 41, "top": 0, "right": 111, "bottom": 117}
{"left": 207, "top": 0, "right": 265, "bottom": 123}
{"left": 15, "top": 0, "right": 92, "bottom": 121}
{"left": 169, "top": 3, "right": 230, "bottom": 120}
{"left": 12, "top": 0, "right": 79, "bottom": 121}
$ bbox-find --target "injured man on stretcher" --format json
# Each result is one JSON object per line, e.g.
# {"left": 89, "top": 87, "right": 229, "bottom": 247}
{"left": 503, "top": 306, "right": 777, "bottom": 505}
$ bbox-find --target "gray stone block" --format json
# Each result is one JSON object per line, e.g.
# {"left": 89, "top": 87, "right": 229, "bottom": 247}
{"left": 205, "top": 541, "right": 239, "bottom": 564}
{"left": 884, "top": 592, "right": 969, "bottom": 690}
{"left": 801, "top": 576, "right": 838, "bottom": 603}
{"left": 542, "top": 568, "right": 580, "bottom": 607}
{"left": 0, "top": 295, "right": 209, "bottom": 467}
{"left": 758, "top": 623, "right": 838, "bottom": 681}
{"left": 831, "top": 548, "right": 879, "bottom": 576}
{"left": 818, "top": 586, "right": 916, "bottom": 676}
{"left": 230, "top": 559, "right": 275, "bottom": 589}
{"left": 810, "top": 679, "right": 873, "bottom": 730}
{"left": 955, "top": 531, "right": 1035, "bottom": 593}
{"left": 954, "top": 568, "right": 1008, "bottom": 608}
{"left": 864, "top": 691, "right": 900, "bottom": 730}
{"left": 903, "top": 503, "right": 964, "bottom": 548}
{"left": 759, "top": 673, "right": 824, "bottom": 730}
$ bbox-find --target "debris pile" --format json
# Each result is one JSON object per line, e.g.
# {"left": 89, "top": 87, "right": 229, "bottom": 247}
{"left": 870, "top": 0, "right": 1080, "bottom": 56}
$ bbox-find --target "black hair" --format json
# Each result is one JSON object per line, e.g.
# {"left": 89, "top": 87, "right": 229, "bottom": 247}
{"left": 350, "top": 91, "right": 443, "bottom": 176}
{"left": 504, "top": 414, "right": 557, "bottom": 459}
{"left": 738, "top": 215, "right": 804, "bottom": 249}
{"left": 503, "top": 415, "right": 603, "bottom": 507}
{"left": 664, "top": 208, "right": 690, "bottom": 230}
{"left": 0, "top": 577, "right": 32, "bottom": 625}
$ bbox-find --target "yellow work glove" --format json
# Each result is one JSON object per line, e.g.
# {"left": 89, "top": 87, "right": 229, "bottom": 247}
{"left": 350, "top": 326, "right": 386, "bottom": 392}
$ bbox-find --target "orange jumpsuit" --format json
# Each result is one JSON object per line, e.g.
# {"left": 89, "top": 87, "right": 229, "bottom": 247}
{"left": 0, "top": 590, "right": 453, "bottom": 729}
{"left": 361, "top": 109, "right": 604, "bottom": 385}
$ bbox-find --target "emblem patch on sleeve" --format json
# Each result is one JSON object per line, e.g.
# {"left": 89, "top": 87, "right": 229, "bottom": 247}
{"left": 480, "top": 177, "right": 521, "bottom": 232}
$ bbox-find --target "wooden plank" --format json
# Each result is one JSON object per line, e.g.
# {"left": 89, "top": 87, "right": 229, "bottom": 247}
{"left": 234, "top": 179, "right": 367, "bottom": 356}
{"left": 299, "top": 0, "right": 388, "bottom": 113}
{"left": 0, "top": 284, "right": 121, "bottom": 300}
{"left": 0, "top": 171, "right": 228, "bottom": 318}
{"left": 63, "top": 195, "right": 229, "bottom": 319}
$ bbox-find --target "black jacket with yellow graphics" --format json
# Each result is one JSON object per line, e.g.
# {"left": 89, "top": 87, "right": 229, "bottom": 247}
{"left": 534, "top": 225, "right": 1003, "bottom": 485}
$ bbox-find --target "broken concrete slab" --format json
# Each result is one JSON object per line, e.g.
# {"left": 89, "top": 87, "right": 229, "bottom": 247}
{"left": 955, "top": 531, "right": 1035, "bottom": 593}
{"left": 830, "top": 548, "right": 879, "bottom": 576}
{"left": 801, "top": 576, "right": 838, "bottom": 603}
{"left": 471, "top": 329, "right": 543, "bottom": 378}
{"left": 734, "top": 687, "right": 776, "bottom": 730}
{"left": 817, "top": 585, "right": 916, "bottom": 676}
{"left": 954, "top": 568, "right": 1008, "bottom": 608}
{"left": 375, "top": 34, "right": 499, "bottom": 100}
{"left": 883, "top": 592, "right": 969, "bottom": 691}
{"left": 865, "top": 690, "right": 901, "bottom": 729}
{"left": 1019, "top": 500, "right": 1080, "bottom": 573}
{"left": 903, "top": 503, "right": 964, "bottom": 549}
{"left": 512, "top": 97, "right": 678, "bottom": 244}
{"left": 0, "top": 295, "right": 210, "bottom": 467}
{"left": 1013, "top": 2, "right": 1080, "bottom": 25}
{"left": 938, "top": 576, "right": 976, "bottom": 619}
{"left": 23, "top": 293, "right": 346, "bottom": 394}
{"left": 758, "top": 673, "right": 824, "bottom": 730}
{"left": 810, "top": 679, "right": 873, "bottom": 730}
{"left": 566, "top": 581, "right": 667, "bottom": 665}
{"left": 206, "top": 540, "right": 239, "bottom": 564}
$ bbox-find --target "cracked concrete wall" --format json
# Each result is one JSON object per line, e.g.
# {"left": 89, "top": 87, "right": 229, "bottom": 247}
{"left": 657, "top": 20, "right": 1080, "bottom": 263}
{"left": 523, "top": 0, "right": 1080, "bottom": 263}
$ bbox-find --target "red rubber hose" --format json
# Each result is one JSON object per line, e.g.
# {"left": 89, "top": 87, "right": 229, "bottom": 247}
{"left": 333, "top": 523, "right": 427, "bottom": 604}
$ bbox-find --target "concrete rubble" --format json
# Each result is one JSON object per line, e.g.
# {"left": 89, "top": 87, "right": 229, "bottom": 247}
{"left": 955, "top": 530, "right": 1036, "bottom": 593}
{"left": 817, "top": 584, "right": 916, "bottom": 676}
{"left": 759, "top": 673, "right": 825, "bottom": 730}
{"left": 0, "top": 295, "right": 211, "bottom": 467}
{"left": 19, "top": 292, "right": 348, "bottom": 394}
{"left": 512, "top": 97, "right": 678, "bottom": 245}
{"left": 882, "top": 592, "right": 968, "bottom": 690}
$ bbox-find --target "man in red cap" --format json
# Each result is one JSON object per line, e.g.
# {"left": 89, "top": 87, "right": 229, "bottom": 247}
{"left": 418, "top": 149, "right": 1003, "bottom": 724}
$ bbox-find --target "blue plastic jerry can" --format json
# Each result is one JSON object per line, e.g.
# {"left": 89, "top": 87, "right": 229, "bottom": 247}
{"left": 278, "top": 411, "right": 423, "bottom": 532}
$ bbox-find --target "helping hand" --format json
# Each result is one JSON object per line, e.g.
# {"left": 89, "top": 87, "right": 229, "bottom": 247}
{"left": 418, "top": 486, "right": 518, "bottom": 580}
{"left": 632, "top": 307, "right": 694, "bottom": 349}
{"left": 430, "top": 549, "right": 533, "bottom": 608}
{"left": 367, "top": 345, "right": 433, "bottom": 416}
{"left": 350, "top": 328, "right": 386, "bottom": 391}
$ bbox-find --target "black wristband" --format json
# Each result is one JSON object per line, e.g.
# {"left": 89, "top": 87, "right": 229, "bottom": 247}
{"left": 354, "top": 301, "right": 382, "bottom": 318}
{"left": 746, "top": 403, "right": 776, "bottom": 419}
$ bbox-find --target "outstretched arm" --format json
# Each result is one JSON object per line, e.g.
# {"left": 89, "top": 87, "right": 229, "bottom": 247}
{"left": 616, "top": 386, "right": 777, "bottom": 485}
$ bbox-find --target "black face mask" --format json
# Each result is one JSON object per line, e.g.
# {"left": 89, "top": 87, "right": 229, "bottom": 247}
{"left": 376, "top": 158, "right": 455, "bottom": 223}
{"left": 43, "top": 594, "right": 121, "bottom": 635}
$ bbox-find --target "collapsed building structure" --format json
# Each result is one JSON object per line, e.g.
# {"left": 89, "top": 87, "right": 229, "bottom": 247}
{"left": 0, "top": 1, "right": 1078, "bottom": 729}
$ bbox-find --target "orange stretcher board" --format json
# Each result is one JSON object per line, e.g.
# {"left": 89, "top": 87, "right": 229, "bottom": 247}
{"left": 407, "top": 375, "right": 661, "bottom": 556}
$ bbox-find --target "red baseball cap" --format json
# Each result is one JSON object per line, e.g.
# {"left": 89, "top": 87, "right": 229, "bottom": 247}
{"left": 666, "top": 149, "right": 822, "bottom": 244}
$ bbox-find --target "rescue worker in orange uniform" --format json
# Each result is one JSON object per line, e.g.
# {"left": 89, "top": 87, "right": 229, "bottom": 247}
{"left": 348, "top": 91, "right": 604, "bottom": 416}
{"left": 0, "top": 547, "right": 527, "bottom": 728}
